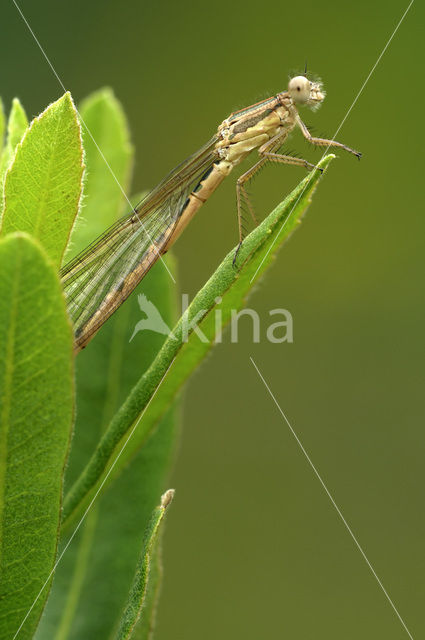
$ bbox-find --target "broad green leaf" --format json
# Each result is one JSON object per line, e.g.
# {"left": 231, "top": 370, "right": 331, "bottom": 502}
{"left": 1, "top": 93, "right": 84, "bottom": 267}
{"left": 0, "top": 97, "right": 28, "bottom": 186}
{"left": 0, "top": 233, "right": 74, "bottom": 640}
{"left": 113, "top": 490, "right": 174, "bottom": 640}
{"left": 62, "top": 155, "right": 334, "bottom": 526}
{"left": 65, "top": 87, "right": 133, "bottom": 260}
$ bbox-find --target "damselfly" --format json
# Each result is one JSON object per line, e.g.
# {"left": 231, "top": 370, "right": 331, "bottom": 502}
{"left": 61, "top": 74, "right": 361, "bottom": 353}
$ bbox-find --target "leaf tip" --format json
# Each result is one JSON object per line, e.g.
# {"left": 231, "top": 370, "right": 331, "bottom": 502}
{"left": 317, "top": 153, "right": 336, "bottom": 171}
{"left": 11, "top": 97, "right": 20, "bottom": 109}
{"left": 63, "top": 91, "right": 77, "bottom": 111}
{"left": 161, "top": 488, "right": 175, "bottom": 509}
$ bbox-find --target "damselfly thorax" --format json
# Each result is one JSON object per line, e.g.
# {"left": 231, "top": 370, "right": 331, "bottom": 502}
{"left": 61, "top": 75, "right": 361, "bottom": 353}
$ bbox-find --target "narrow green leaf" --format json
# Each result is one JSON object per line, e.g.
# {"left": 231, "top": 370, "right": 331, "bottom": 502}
{"left": 0, "top": 93, "right": 84, "bottom": 267}
{"left": 62, "top": 155, "right": 334, "bottom": 526}
{"left": 65, "top": 87, "right": 134, "bottom": 260}
{"left": 4, "top": 99, "right": 28, "bottom": 150}
{"left": 0, "top": 98, "right": 28, "bottom": 185}
{"left": 0, "top": 233, "right": 74, "bottom": 640}
{"left": 129, "top": 535, "right": 162, "bottom": 640}
{"left": 113, "top": 490, "right": 174, "bottom": 640}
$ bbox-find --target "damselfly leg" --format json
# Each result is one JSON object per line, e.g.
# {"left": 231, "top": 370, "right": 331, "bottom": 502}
{"left": 232, "top": 114, "right": 360, "bottom": 265}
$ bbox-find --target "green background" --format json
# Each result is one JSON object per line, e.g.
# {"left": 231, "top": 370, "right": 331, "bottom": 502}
{"left": 1, "top": 0, "right": 423, "bottom": 638}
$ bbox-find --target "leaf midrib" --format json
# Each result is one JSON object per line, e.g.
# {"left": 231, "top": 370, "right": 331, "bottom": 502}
{"left": 32, "top": 111, "right": 64, "bottom": 238}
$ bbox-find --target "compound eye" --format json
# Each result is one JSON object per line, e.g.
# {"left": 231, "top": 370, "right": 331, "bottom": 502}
{"left": 288, "top": 75, "right": 311, "bottom": 104}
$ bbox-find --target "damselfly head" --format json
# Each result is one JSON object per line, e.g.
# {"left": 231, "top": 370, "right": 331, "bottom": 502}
{"left": 288, "top": 75, "right": 325, "bottom": 109}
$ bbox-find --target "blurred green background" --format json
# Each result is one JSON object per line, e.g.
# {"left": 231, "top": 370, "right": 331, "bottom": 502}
{"left": 1, "top": 0, "right": 423, "bottom": 638}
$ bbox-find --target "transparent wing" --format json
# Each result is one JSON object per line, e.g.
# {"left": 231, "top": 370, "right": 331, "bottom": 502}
{"left": 61, "top": 135, "right": 218, "bottom": 341}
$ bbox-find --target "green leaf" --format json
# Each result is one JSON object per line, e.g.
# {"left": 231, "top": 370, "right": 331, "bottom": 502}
{"left": 0, "top": 233, "right": 74, "bottom": 640}
{"left": 54, "top": 253, "right": 178, "bottom": 639}
{"left": 0, "top": 98, "right": 5, "bottom": 157}
{"left": 113, "top": 490, "right": 174, "bottom": 640}
{"left": 0, "top": 93, "right": 84, "bottom": 267}
{"left": 62, "top": 155, "right": 334, "bottom": 526}
{"left": 129, "top": 537, "right": 162, "bottom": 640}
{"left": 0, "top": 98, "right": 28, "bottom": 196}
{"left": 65, "top": 87, "right": 133, "bottom": 260}
{"left": 36, "top": 255, "right": 179, "bottom": 640}
{"left": 34, "top": 87, "right": 177, "bottom": 635}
